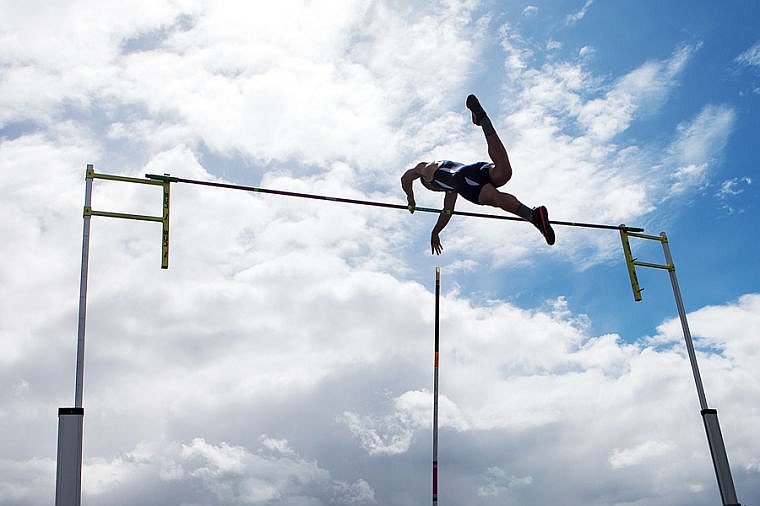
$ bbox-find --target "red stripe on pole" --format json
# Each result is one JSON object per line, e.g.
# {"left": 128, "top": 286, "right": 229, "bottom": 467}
{"left": 433, "top": 462, "right": 438, "bottom": 501}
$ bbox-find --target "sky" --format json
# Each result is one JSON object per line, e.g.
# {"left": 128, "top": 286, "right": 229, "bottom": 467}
{"left": 1, "top": 1, "right": 759, "bottom": 505}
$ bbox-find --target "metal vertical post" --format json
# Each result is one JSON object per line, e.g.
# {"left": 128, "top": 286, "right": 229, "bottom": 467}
{"left": 660, "top": 234, "right": 708, "bottom": 411}
{"left": 74, "top": 167, "right": 93, "bottom": 408}
{"left": 55, "top": 408, "right": 83, "bottom": 506}
{"left": 432, "top": 267, "right": 440, "bottom": 506}
{"left": 56, "top": 164, "right": 93, "bottom": 506}
{"left": 660, "top": 234, "right": 739, "bottom": 506}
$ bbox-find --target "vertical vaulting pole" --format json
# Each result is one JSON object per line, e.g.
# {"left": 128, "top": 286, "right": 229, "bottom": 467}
{"left": 433, "top": 267, "right": 440, "bottom": 506}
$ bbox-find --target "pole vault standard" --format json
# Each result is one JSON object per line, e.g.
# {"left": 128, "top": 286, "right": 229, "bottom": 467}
{"left": 56, "top": 166, "right": 170, "bottom": 506}
{"left": 57, "top": 167, "right": 740, "bottom": 504}
{"left": 432, "top": 267, "right": 440, "bottom": 506}
{"left": 620, "top": 230, "right": 740, "bottom": 506}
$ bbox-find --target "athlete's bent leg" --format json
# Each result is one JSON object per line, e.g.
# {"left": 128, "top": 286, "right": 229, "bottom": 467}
{"left": 485, "top": 134, "right": 512, "bottom": 186}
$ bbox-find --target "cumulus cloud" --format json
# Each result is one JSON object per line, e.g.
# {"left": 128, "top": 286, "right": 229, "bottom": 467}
{"left": 73, "top": 437, "right": 375, "bottom": 504}
{"left": 609, "top": 440, "right": 676, "bottom": 469}
{"left": 578, "top": 44, "right": 697, "bottom": 141}
{"left": 2, "top": 138, "right": 759, "bottom": 504}
{"left": 0, "top": 0, "right": 484, "bottom": 173}
{"left": 337, "top": 293, "right": 760, "bottom": 504}
{"left": 477, "top": 466, "right": 533, "bottom": 497}
{"left": 1, "top": 2, "right": 757, "bottom": 506}
{"left": 458, "top": 38, "right": 706, "bottom": 267}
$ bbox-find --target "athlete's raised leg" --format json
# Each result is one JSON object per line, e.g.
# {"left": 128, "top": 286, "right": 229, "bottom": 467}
{"left": 466, "top": 94, "right": 512, "bottom": 186}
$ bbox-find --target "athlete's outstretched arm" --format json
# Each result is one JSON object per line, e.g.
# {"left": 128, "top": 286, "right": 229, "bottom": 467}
{"left": 401, "top": 164, "right": 425, "bottom": 212}
{"left": 431, "top": 191, "right": 457, "bottom": 255}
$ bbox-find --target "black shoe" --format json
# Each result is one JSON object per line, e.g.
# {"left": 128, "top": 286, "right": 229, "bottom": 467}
{"left": 466, "top": 94, "right": 487, "bottom": 126}
{"left": 532, "top": 206, "right": 555, "bottom": 245}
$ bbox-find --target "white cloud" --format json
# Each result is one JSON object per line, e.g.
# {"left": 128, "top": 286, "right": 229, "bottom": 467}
{"left": 609, "top": 440, "right": 676, "bottom": 469}
{"left": 2, "top": 140, "right": 759, "bottom": 503}
{"left": 337, "top": 293, "right": 760, "bottom": 504}
{"left": 1, "top": 2, "right": 758, "bottom": 506}
{"left": 0, "top": 458, "right": 55, "bottom": 506}
{"left": 477, "top": 466, "right": 533, "bottom": 497}
{"left": 566, "top": 0, "right": 594, "bottom": 25}
{"left": 736, "top": 40, "right": 760, "bottom": 68}
{"left": 579, "top": 45, "right": 596, "bottom": 59}
{"left": 716, "top": 176, "right": 752, "bottom": 213}
{"left": 498, "top": 22, "right": 535, "bottom": 71}
{"left": 76, "top": 437, "right": 376, "bottom": 504}
{"left": 717, "top": 176, "right": 752, "bottom": 198}
{"left": 667, "top": 104, "right": 736, "bottom": 194}
{"left": 655, "top": 294, "right": 760, "bottom": 363}
{"left": 0, "top": 0, "right": 485, "bottom": 173}
{"left": 341, "top": 410, "right": 416, "bottom": 456}
{"left": 578, "top": 45, "right": 697, "bottom": 141}
{"left": 342, "top": 389, "right": 471, "bottom": 454}
{"left": 460, "top": 38, "right": 703, "bottom": 267}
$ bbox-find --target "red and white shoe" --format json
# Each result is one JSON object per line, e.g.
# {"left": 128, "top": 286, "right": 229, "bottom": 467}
{"left": 532, "top": 206, "right": 556, "bottom": 245}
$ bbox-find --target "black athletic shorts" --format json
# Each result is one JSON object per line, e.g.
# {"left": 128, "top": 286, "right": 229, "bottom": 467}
{"left": 428, "top": 160, "right": 494, "bottom": 204}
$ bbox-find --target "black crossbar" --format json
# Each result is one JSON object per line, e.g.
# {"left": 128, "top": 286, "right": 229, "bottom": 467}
{"left": 146, "top": 174, "right": 644, "bottom": 233}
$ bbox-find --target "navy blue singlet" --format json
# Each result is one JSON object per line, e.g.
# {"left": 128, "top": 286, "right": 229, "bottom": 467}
{"left": 427, "top": 160, "right": 494, "bottom": 204}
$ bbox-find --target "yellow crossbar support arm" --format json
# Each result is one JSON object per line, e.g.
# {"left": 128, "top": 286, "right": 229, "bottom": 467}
{"left": 85, "top": 166, "right": 171, "bottom": 269}
{"left": 633, "top": 260, "right": 674, "bottom": 271}
{"left": 619, "top": 226, "right": 643, "bottom": 301}
{"left": 85, "top": 208, "right": 164, "bottom": 223}
{"left": 88, "top": 169, "right": 164, "bottom": 186}
{"left": 619, "top": 228, "right": 676, "bottom": 301}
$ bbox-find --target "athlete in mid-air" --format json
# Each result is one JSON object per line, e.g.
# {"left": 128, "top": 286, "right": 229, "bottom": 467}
{"left": 401, "top": 94, "right": 555, "bottom": 255}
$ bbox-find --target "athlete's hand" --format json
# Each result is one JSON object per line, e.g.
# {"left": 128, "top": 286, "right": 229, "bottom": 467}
{"left": 407, "top": 197, "right": 416, "bottom": 213}
{"left": 431, "top": 232, "right": 443, "bottom": 255}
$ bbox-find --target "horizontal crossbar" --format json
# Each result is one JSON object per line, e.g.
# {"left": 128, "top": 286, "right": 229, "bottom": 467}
{"left": 146, "top": 174, "right": 644, "bottom": 233}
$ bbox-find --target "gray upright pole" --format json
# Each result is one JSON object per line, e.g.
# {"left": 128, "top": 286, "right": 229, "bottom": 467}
{"left": 55, "top": 165, "right": 93, "bottom": 506}
{"left": 74, "top": 168, "right": 93, "bottom": 409}
{"left": 661, "top": 234, "right": 740, "bottom": 506}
